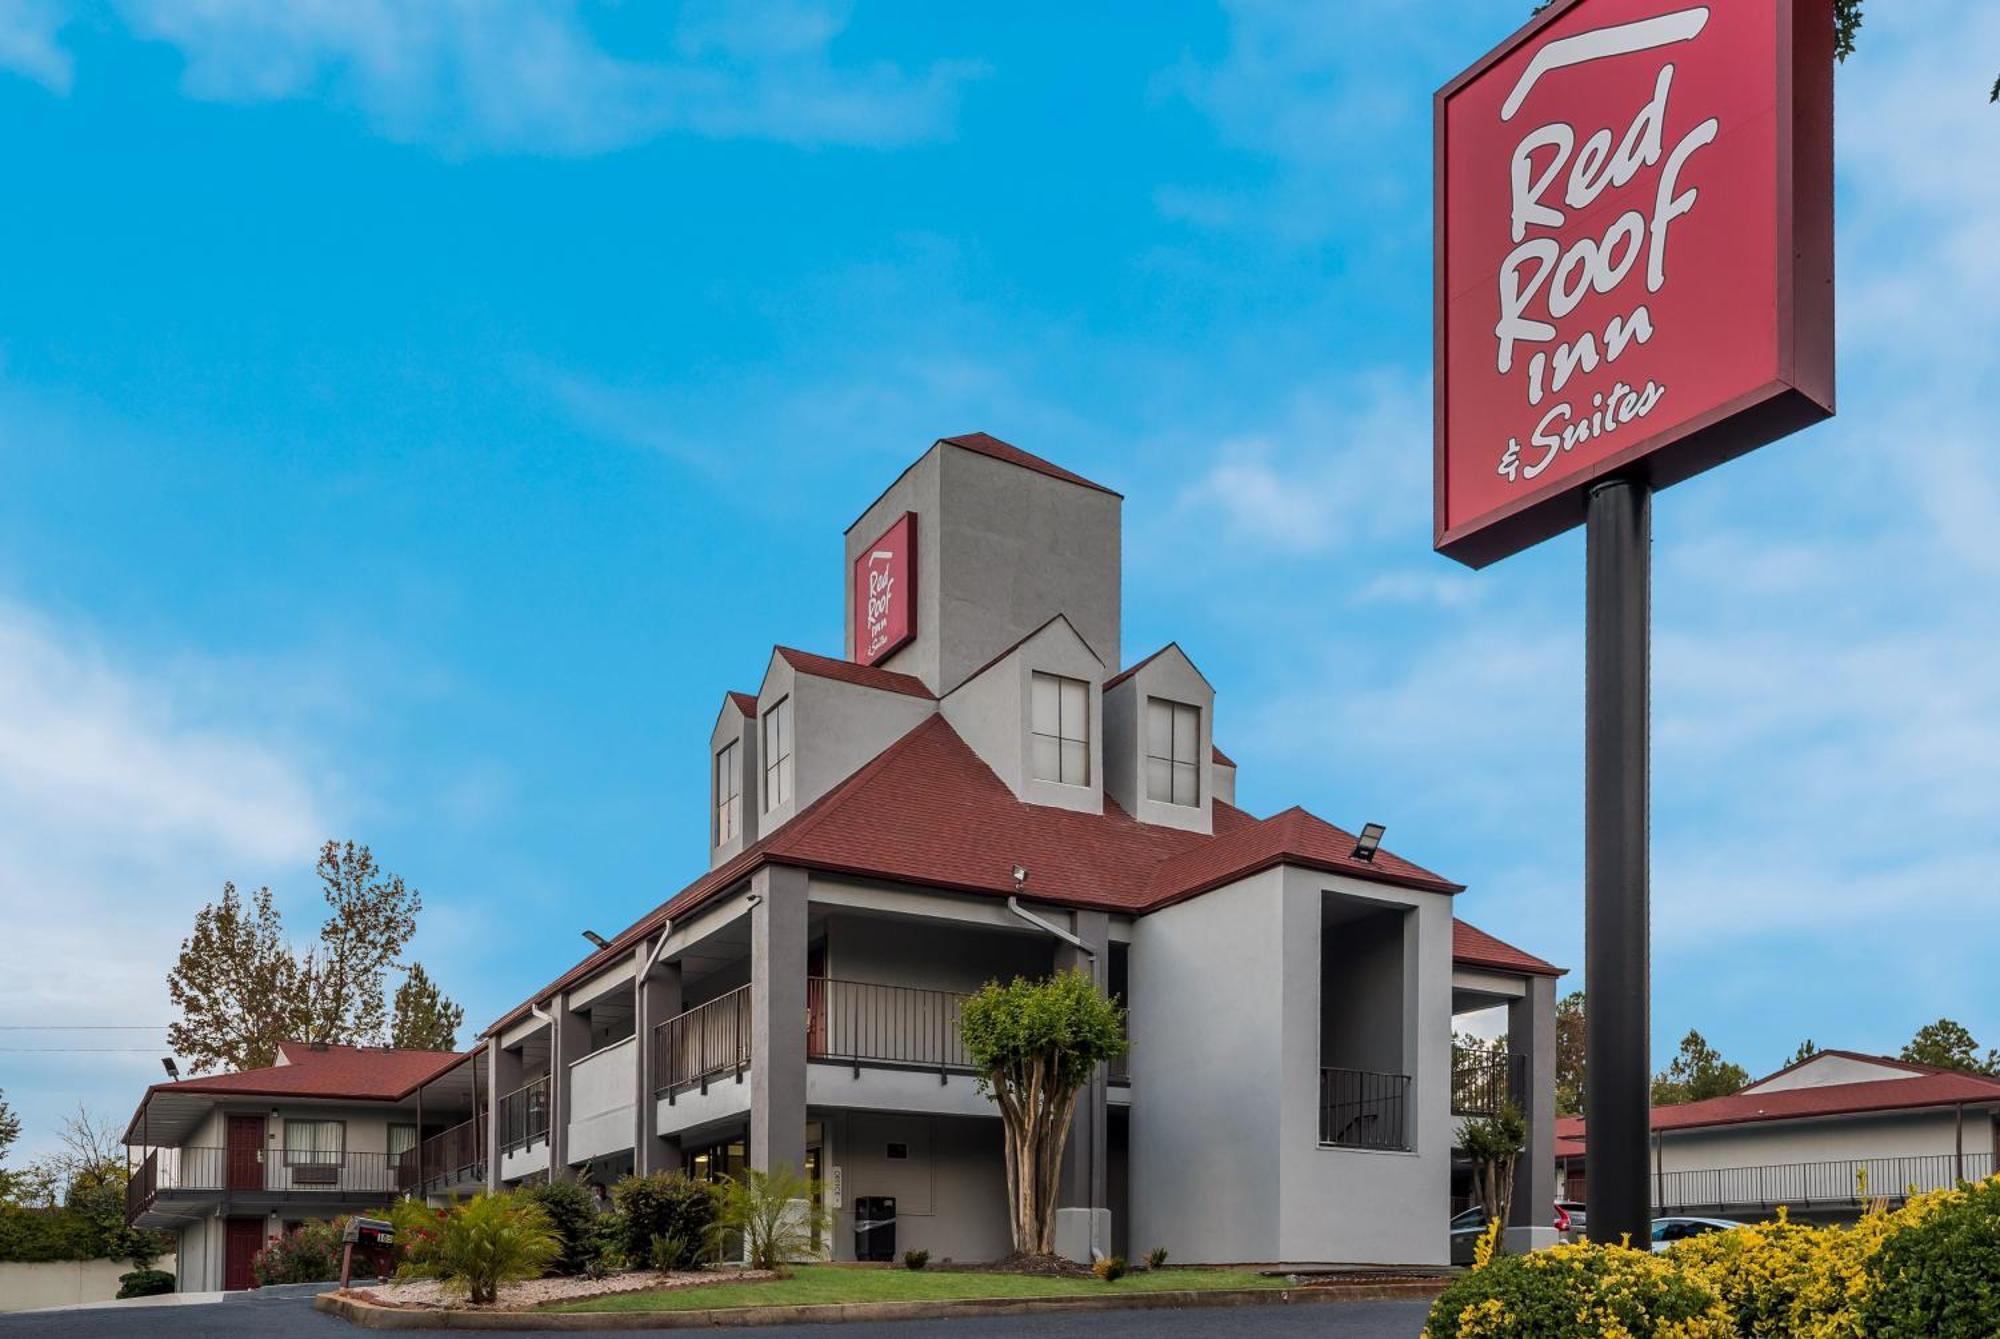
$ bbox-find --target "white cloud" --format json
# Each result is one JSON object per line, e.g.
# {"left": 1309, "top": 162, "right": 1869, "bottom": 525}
{"left": 110, "top": 0, "right": 983, "bottom": 154}
{"left": 0, "top": 0, "right": 71, "bottom": 92}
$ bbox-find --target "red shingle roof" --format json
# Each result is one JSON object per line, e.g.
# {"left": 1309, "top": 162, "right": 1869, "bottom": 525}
{"left": 144, "top": 1043, "right": 468, "bottom": 1104}
{"left": 1556, "top": 1069, "right": 2000, "bottom": 1150}
{"left": 484, "top": 716, "right": 1541, "bottom": 1037}
{"left": 727, "top": 691, "right": 758, "bottom": 717}
{"left": 1453, "top": 920, "right": 1563, "bottom": 977}
{"left": 937, "top": 432, "right": 1120, "bottom": 498}
{"left": 774, "top": 646, "right": 935, "bottom": 699}
{"left": 1212, "top": 745, "right": 1236, "bottom": 768}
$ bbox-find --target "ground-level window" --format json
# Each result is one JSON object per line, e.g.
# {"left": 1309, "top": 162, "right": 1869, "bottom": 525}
{"left": 283, "top": 1119, "right": 344, "bottom": 1166}
{"left": 1030, "top": 672, "right": 1089, "bottom": 785}
{"left": 1145, "top": 697, "right": 1201, "bottom": 806}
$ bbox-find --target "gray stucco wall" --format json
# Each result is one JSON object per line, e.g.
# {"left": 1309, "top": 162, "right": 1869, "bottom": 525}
{"left": 1320, "top": 907, "right": 1409, "bottom": 1078}
{"left": 843, "top": 440, "right": 1121, "bottom": 699}
{"left": 939, "top": 617, "right": 1103, "bottom": 814}
{"left": 708, "top": 696, "right": 759, "bottom": 868}
{"left": 1102, "top": 646, "right": 1213, "bottom": 833}
{"left": 824, "top": 911, "right": 1050, "bottom": 993}
{"left": 752, "top": 654, "right": 935, "bottom": 831}
{"left": 825, "top": 1112, "right": 1012, "bottom": 1264}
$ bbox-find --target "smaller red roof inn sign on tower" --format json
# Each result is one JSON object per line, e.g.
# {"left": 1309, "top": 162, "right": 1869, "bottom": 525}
{"left": 1434, "top": 0, "right": 1834, "bottom": 567}
{"left": 854, "top": 511, "right": 917, "bottom": 667}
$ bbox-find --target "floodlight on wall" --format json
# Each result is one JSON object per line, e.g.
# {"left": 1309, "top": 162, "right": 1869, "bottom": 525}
{"left": 1011, "top": 864, "right": 1029, "bottom": 892}
{"left": 581, "top": 930, "right": 611, "bottom": 950}
{"left": 161, "top": 1057, "right": 180, "bottom": 1081}
{"left": 1352, "top": 822, "right": 1386, "bottom": 862}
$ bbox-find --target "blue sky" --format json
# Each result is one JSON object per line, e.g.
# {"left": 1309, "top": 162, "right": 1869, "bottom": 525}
{"left": 1, "top": 1, "right": 1996, "bottom": 1160}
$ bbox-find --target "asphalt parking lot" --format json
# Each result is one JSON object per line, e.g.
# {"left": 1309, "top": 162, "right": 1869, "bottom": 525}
{"left": 0, "top": 1290, "right": 1435, "bottom": 1338}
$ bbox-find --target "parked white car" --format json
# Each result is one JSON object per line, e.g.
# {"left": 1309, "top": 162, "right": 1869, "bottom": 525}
{"left": 1651, "top": 1216, "right": 1745, "bottom": 1251}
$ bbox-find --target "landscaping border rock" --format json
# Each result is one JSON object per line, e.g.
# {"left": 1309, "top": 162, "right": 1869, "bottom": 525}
{"left": 315, "top": 1280, "right": 1448, "bottom": 1330}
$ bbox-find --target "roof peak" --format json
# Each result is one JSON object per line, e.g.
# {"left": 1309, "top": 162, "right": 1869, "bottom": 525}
{"left": 935, "top": 432, "right": 1121, "bottom": 498}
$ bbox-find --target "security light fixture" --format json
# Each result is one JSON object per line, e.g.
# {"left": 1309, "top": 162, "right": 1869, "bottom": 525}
{"left": 160, "top": 1057, "right": 179, "bottom": 1081}
{"left": 582, "top": 930, "right": 611, "bottom": 950}
{"left": 1011, "top": 864, "right": 1029, "bottom": 891}
{"left": 1352, "top": 822, "right": 1386, "bottom": 862}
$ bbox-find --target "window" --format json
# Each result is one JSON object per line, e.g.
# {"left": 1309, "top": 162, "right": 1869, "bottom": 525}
{"left": 1030, "top": 673, "right": 1090, "bottom": 785}
{"left": 387, "top": 1124, "right": 417, "bottom": 1161}
{"left": 762, "top": 697, "right": 793, "bottom": 810}
{"left": 283, "top": 1119, "right": 343, "bottom": 1166}
{"left": 715, "top": 739, "right": 741, "bottom": 843}
{"left": 1145, "top": 697, "right": 1201, "bottom": 806}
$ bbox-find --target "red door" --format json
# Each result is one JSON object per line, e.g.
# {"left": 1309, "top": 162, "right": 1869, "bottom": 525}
{"left": 226, "top": 1115, "right": 265, "bottom": 1191}
{"left": 224, "top": 1216, "right": 264, "bottom": 1291}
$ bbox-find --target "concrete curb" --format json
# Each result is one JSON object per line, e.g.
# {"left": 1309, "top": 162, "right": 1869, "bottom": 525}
{"left": 315, "top": 1280, "right": 1448, "bottom": 1330}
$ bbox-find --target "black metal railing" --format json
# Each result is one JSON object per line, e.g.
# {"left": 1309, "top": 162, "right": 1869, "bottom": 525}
{"left": 122, "top": 1145, "right": 400, "bottom": 1221}
{"left": 807, "top": 978, "right": 972, "bottom": 1073}
{"left": 1656, "top": 1151, "right": 2000, "bottom": 1214}
{"left": 656, "top": 985, "right": 753, "bottom": 1097}
{"left": 399, "top": 1116, "right": 485, "bottom": 1191}
{"left": 499, "top": 1076, "right": 550, "bottom": 1154}
{"left": 1319, "top": 1067, "right": 1412, "bottom": 1150}
{"left": 1451, "top": 1046, "right": 1527, "bottom": 1117}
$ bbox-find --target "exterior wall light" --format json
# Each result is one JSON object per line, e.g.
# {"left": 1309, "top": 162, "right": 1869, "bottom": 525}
{"left": 1352, "top": 823, "right": 1386, "bottom": 862}
{"left": 161, "top": 1057, "right": 180, "bottom": 1080}
{"left": 581, "top": 930, "right": 611, "bottom": 950}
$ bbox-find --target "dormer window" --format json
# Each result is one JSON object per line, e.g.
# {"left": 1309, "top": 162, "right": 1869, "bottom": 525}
{"left": 1146, "top": 697, "right": 1200, "bottom": 806}
{"left": 762, "top": 696, "right": 793, "bottom": 810}
{"left": 715, "top": 739, "right": 742, "bottom": 843}
{"left": 1030, "top": 672, "right": 1090, "bottom": 785}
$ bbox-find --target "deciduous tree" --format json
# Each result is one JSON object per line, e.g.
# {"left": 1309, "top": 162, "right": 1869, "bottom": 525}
{"left": 959, "top": 969, "right": 1126, "bottom": 1258}
{"left": 0, "top": 1091, "right": 19, "bottom": 1200}
{"left": 391, "top": 962, "right": 465, "bottom": 1052}
{"left": 1555, "top": 991, "right": 1586, "bottom": 1116}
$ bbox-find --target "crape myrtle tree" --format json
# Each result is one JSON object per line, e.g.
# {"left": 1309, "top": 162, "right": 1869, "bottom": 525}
{"left": 1459, "top": 1102, "right": 1529, "bottom": 1244}
{"left": 959, "top": 968, "right": 1126, "bottom": 1258}
{"left": 167, "top": 841, "right": 462, "bottom": 1073}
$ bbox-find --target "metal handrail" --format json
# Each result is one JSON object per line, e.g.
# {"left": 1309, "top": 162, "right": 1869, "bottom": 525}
{"left": 400, "top": 1115, "right": 485, "bottom": 1190}
{"left": 807, "top": 978, "right": 973, "bottom": 1073}
{"left": 1450, "top": 1046, "right": 1527, "bottom": 1117}
{"left": 1319, "top": 1067, "right": 1413, "bottom": 1151}
{"left": 1655, "top": 1150, "right": 2000, "bottom": 1213}
{"left": 499, "top": 1075, "right": 550, "bottom": 1154}
{"left": 119, "top": 1145, "right": 401, "bottom": 1210}
{"left": 654, "top": 985, "right": 752, "bottom": 1097}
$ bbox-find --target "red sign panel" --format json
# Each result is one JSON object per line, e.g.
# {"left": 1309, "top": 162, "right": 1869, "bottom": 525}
{"left": 854, "top": 512, "right": 917, "bottom": 666}
{"left": 1435, "top": 0, "right": 1833, "bottom": 567}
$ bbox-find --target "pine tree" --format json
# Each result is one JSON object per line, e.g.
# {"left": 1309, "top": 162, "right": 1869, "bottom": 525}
{"left": 391, "top": 962, "right": 466, "bottom": 1051}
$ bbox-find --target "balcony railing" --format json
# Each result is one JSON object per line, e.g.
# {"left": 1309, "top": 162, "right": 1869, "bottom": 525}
{"left": 807, "top": 978, "right": 973, "bottom": 1075}
{"left": 123, "top": 1145, "right": 401, "bottom": 1222}
{"left": 656, "top": 984, "right": 753, "bottom": 1098}
{"left": 1319, "top": 1067, "right": 1412, "bottom": 1151}
{"left": 499, "top": 1075, "right": 550, "bottom": 1154}
{"left": 1451, "top": 1046, "right": 1527, "bottom": 1117}
{"left": 1655, "top": 1151, "right": 2000, "bottom": 1215}
{"left": 399, "top": 1116, "right": 485, "bottom": 1191}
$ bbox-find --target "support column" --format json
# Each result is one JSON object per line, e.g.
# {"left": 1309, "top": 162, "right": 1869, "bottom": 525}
{"left": 635, "top": 943, "right": 683, "bottom": 1176}
{"left": 1585, "top": 477, "right": 1652, "bottom": 1249}
{"left": 1056, "top": 909, "right": 1111, "bottom": 1263}
{"left": 551, "top": 996, "right": 587, "bottom": 1181}
{"left": 486, "top": 1040, "right": 521, "bottom": 1191}
{"left": 1506, "top": 973, "right": 1559, "bottom": 1251}
{"left": 749, "top": 866, "right": 809, "bottom": 1176}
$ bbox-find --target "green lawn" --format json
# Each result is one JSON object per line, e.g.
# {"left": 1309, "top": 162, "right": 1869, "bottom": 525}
{"left": 546, "top": 1265, "right": 1286, "bottom": 1313}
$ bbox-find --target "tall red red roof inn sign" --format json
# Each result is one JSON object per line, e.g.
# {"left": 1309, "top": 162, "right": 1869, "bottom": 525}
{"left": 1435, "top": 0, "right": 1834, "bottom": 567}
{"left": 1433, "top": 0, "right": 1835, "bottom": 1252}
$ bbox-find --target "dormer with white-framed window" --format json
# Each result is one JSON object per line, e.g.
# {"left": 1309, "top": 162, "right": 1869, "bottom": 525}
{"left": 1103, "top": 643, "right": 1215, "bottom": 834}
{"left": 750, "top": 645, "right": 937, "bottom": 835}
{"left": 941, "top": 614, "right": 1104, "bottom": 815}
{"left": 708, "top": 691, "right": 760, "bottom": 867}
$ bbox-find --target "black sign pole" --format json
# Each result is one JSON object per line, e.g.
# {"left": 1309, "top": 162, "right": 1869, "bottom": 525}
{"left": 1584, "top": 476, "right": 1651, "bottom": 1249}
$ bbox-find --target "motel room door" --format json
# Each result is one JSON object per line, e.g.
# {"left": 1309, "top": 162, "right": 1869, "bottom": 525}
{"left": 226, "top": 1114, "right": 265, "bottom": 1191}
{"left": 224, "top": 1216, "right": 264, "bottom": 1291}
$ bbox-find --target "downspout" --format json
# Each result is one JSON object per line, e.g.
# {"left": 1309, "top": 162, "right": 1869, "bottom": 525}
{"left": 1005, "top": 892, "right": 1101, "bottom": 1260}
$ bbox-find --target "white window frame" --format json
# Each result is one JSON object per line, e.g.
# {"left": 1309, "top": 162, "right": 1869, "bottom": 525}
{"left": 762, "top": 697, "right": 794, "bottom": 811}
{"left": 715, "top": 739, "right": 742, "bottom": 844}
{"left": 1029, "top": 673, "right": 1090, "bottom": 786}
{"left": 1145, "top": 697, "right": 1202, "bottom": 807}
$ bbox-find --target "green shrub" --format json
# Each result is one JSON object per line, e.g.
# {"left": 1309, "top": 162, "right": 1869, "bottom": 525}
{"left": 903, "top": 1248, "right": 930, "bottom": 1270}
{"left": 1144, "top": 1246, "right": 1169, "bottom": 1270}
{"left": 251, "top": 1218, "right": 345, "bottom": 1286}
{"left": 116, "top": 1267, "right": 174, "bottom": 1298}
{"left": 1668, "top": 1211, "right": 1829, "bottom": 1336}
{"left": 581, "top": 1209, "right": 627, "bottom": 1278}
{"left": 391, "top": 1192, "right": 560, "bottom": 1305}
{"left": 1092, "top": 1255, "right": 1128, "bottom": 1282}
{"left": 1859, "top": 1175, "right": 2000, "bottom": 1338}
{"left": 0, "top": 1200, "right": 172, "bottom": 1264}
{"left": 1425, "top": 1242, "right": 1733, "bottom": 1338}
{"left": 516, "top": 1179, "right": 598, "bottom": 1275}
{"left": 612, "top": 1173, "right": 719, "bottom": 1271}
{"left": 711, "top": 1165, "right": 829, "bottom": 1275}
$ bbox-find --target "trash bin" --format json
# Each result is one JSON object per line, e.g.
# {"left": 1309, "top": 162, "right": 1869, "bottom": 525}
{"left": 854, "top": 1195, "right": 896, "bottom": 1262}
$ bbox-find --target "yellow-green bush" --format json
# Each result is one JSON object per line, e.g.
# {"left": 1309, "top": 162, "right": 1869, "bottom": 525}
{"left": 1858, "top": 1176, "right": 2000, "bottom": 1338}
{"left": 1423, "top": 1241, "right": 1735, "bottom": 1338}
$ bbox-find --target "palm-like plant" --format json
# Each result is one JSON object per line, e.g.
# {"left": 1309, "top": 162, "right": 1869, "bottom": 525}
{"left": 710, "top": 1165, "right": 830, "bottom": 1275}
{"left": 390, "top": 1192, "right": 560, "bottom": 1304}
